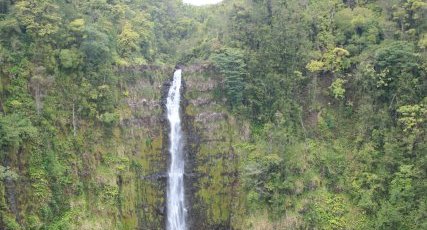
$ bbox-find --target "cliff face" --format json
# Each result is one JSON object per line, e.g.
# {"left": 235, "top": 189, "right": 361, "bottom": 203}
{"left": 160, "top": 68, "right": 248, "bottom": 229}
{"left": 0, "top": 66, "right": 247, "bottom": 230}
{"left": 124, "top": 68, "right": 248, "bottom": 229}
{"left": 120, "top": 70, "right": 168, "bottom": 229}
{"left": 183, "top": 70, "right": 247, "bottom": 229}
{"left": 0, "top": 69, "right": 167, "bottom": 229}
{"left": 61, "top": 69, "right": 171, "bottom": 229}
{"left": 119, "top": 68, "right": 249, "bottom": 229}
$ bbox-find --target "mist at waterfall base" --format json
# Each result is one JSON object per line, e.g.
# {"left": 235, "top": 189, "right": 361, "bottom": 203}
{"left": 166, "top": 69, "right": 186, "bottom": 230}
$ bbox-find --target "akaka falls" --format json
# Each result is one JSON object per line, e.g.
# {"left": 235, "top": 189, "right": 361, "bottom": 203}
{"left": 166, "top": 69, "right": 186, "bottom": 230}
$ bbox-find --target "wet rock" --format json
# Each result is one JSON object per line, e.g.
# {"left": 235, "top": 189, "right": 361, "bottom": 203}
{"left": 185, "top": 78, "right": 217, "bottom": 92}
{"left": 127, "top": 98, "right": 160, "bottom": 110}
{"left": 195, "top": 112, "right": 226, "bottom": 123}
{"left": 141, "top": 172, "right": 167, "bottom": 181}
{"left": 189, "top": 97, "right": 214, "bottom": 107}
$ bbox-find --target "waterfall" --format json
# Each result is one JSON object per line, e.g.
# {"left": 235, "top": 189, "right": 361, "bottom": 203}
{"left": 166, "top": 69, "right": 186, "bottom": 230}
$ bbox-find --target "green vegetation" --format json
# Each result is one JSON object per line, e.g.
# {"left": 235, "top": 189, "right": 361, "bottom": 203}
{"left": 0, "top": 0, "right": 192, "bottom": 229}
{"left": 1, "top": 0, "right": 426, "bottom": 229}
{"left": 180, "top": 0, "right": 426, "bottom": 229}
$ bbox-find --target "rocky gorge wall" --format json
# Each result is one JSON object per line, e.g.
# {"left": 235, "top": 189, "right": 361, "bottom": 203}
{"left": 0, "top": 68, "right": 171, "bottom": 229}
{"left": 0, "top": 66, "right": 248, "bottom": 230}
{"left": 119, "top": 67, "right": 248, "bottom": 229}
{"left": 158, "top": 67, "right": 248, "bottom": 229}
{"left": 182, "top": 70, "right": 247, "bottom": 229}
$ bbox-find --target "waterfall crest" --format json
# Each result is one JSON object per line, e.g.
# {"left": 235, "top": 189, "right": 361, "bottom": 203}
{"left": 166, "top": 69, "right": 186, "bottom": 230}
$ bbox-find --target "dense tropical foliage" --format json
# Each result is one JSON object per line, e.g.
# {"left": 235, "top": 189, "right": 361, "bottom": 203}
{"left": 0, "top": 0, "right": 426, "bottom": 229}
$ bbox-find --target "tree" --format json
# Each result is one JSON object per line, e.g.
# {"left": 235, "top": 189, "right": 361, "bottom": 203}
{"left": 80, "top": 26, "right": 111, "bottom": 66}
{"left": 373, "top": 41, "right": 422, "bottom": 104}
{"left": 14, "top": 0, "right": 61, "bottom": 39}
{"left": 117, "top": 22, "right": 140, "bottom": 58}
{"left": 212, "top": 48, "right": 246, "bottom": 109}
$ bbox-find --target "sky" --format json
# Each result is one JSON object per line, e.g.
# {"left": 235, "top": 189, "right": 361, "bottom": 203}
{"left": 182, "top": 0, "right": 223, "bottom": 6}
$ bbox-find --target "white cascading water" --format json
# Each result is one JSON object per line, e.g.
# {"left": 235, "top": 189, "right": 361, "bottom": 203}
{"left": 166, "top": 69, "right": 186, "bottom": 230}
